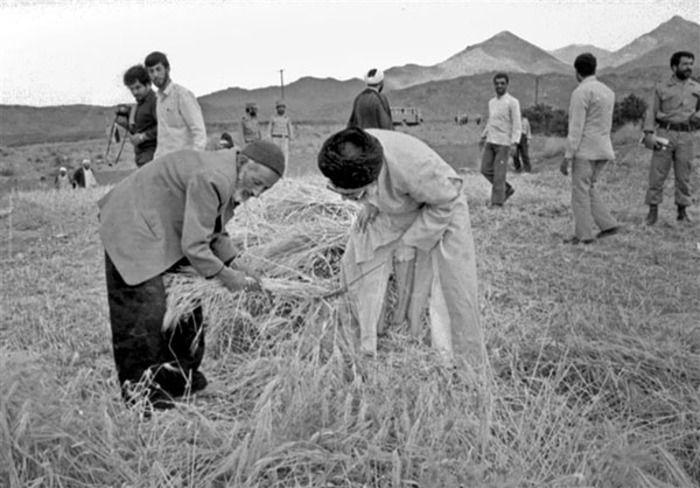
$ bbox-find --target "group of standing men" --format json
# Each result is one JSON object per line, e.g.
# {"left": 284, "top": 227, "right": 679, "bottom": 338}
{"left": 117, "top": 51, "right": 294, "bottom": 169}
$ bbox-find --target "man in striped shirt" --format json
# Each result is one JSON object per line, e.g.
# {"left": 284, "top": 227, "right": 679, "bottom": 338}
{"left": 480, "top": 73, "right": 522, "bottom": 207}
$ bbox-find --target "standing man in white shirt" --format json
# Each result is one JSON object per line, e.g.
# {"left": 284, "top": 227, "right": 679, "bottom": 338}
{"left": 560, "top": 53, "right": 619, "bottom": 245}
{"left": 145, "top": 51, "right": 207, "bottom": 159}
{"left": 480, "top": 73, "right": 522, "bottom": 207}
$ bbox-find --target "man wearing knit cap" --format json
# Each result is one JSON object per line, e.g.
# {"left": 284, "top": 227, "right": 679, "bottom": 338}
{"left": 318, "top": 128, "right": 484, "bottom": 372}
{"left": 347, "top": 68, "right": 394, "bottom": 130}
{"left": 98, "top": 140, "right": 285, "bottom": 410}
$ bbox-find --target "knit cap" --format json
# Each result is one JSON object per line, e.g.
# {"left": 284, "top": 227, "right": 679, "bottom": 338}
{"left": 241, "top": 140, "right": 285, "bottom": 177}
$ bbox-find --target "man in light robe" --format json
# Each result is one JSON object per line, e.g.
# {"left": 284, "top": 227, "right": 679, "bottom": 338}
{"left": 318, "top": 127, "right": 484, "bottom": 369}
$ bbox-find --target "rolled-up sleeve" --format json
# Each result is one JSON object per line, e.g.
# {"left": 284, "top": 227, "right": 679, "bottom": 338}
{"left": 181, "top": 172, "right": 231, "bottom": 278}
{"left": 510, "top": 99, "right": 522, "bottom": 144}
{"left": 400, "top": 165, "right": 462, "bottom": 252}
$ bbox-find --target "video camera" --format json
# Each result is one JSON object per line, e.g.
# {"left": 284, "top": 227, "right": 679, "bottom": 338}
{"left": 115, "top": 104, "right": 131, "bottom": 117}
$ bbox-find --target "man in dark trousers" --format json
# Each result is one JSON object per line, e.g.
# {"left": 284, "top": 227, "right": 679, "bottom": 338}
{"left": 348, "top": 68, "right": 393, "bottom": 130}
{"left": 642, "top": 50, "right": 700, "bottom": 225}
{"left": 98, "top": 140, "right": 285, "bottom": 410}
{"left": 116, "top": 65, "right": 158, "bottom": 167}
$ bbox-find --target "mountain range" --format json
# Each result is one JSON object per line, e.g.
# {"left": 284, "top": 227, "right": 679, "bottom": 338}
{"left": 0, "top": 15, "right": 697, "bottom": 146}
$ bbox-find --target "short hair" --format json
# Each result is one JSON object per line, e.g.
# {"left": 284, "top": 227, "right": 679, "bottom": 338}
{"left": 670, "top": 51, "right": 695, "bottom": 68}
{"left": 144, "top": 51, "right": 170, "bottom": 69}
{"left": 574, "top": 53, "right": 597, "bottom": 77}
{"left": 123, "top": 65, "right": 151, "bottom": 87}
{"left": 493, "top": 72, "right": 509, "bottom": 84}
{"left": 317, "top": 127, "right": 384, "bottom": 190}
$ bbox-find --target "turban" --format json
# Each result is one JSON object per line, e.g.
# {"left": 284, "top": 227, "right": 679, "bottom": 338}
{"left": 317, "top": 127, "right": 384, "bottom": 190}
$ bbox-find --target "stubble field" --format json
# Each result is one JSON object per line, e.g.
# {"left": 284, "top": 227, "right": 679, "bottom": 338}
{"left": 1, "top": 122, "right": 700, "bottom": 487}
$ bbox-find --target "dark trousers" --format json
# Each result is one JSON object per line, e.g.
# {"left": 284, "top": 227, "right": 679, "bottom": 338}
{"left": 481, "top": 142, "right": 513, "bottom": 205}
{"left": 135, "top": 146, "right": 156, "bottom": 168}
{"left": 105, "top": 252, "right": 205, "bottom": 408}
{"left": 513, "top": 135, "right": 531, "bottom": 172}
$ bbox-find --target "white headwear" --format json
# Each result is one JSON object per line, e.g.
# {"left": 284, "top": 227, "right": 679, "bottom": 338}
{"left": 364, "top": 68, "right": 384, "bottom": 85}
{"left": 82, "top": 158, "right": 90, "bottom": 166}
{"left": 59, "top": 167, "right": 67, "bottom": 173}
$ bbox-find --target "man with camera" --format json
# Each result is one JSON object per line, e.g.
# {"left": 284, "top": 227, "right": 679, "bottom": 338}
{"left": 145, "top": 51, "right": 206, "bottom": 159}
{"left": 116, "top": 65, "right": 158, "bottom": 167}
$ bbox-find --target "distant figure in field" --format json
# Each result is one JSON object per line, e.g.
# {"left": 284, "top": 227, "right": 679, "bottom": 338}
{"left": 268, "top": 100, "right": 294, "bottom": 166}
{"left": 560, "top": 53, "right": 619, "bottom": 245}
{"left": 73, "top": 159, "right": 98, "bottom": 189}
{"left": 145, "top": 51, "right": 207, "bottom": 159}
{"left": 241, "top": 103, "right": 262, "bottom": 144}
{"left": 317, "top": 127, "right": 484, "bottom": 371}
{"left": 642, "top": 50, "right": 700, "bottom": 226}
{"left": 347, "top": 68, "right": 393, "bottom": 130}
{"left": 513, "top": 115, "right": 532, "bottom": 173}
{"left": 219, "top": 132, "right": 235, "bottom": 150}
{"left": 480, "top": 73, "right": 522, "bottom": 207}
{"left": 98, "top": 141, "right": 285, "bottom": 410}
{"left": 115, "top": 65, "right": 158, "bottom": 167}
{"left": 55, "top": 167, "right": 71, "bottom": 190}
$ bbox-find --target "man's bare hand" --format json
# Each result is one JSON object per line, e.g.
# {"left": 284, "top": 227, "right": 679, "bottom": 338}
{"left": 509, "top": 144, "right": 517, "bottom": 157}
{"left": 560, "top": 157, "right": 571, "bottom": 176}
{"left": 355, "top": 202, "right": 379, "bottom": 232}
{"left": 129, "top": 133, "right": 144, "bottom": 147}
{"left": 642, "top": 132, "right": 657, "bottom": 150}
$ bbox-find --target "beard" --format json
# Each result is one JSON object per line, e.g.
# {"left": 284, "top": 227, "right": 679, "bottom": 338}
{"left": 675, "top": 68, "right": 692, "bottom": 80}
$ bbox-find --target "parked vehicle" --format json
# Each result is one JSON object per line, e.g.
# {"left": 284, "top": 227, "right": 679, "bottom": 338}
{"left": 391, "top": 107, "right": 423, "bottom": 126}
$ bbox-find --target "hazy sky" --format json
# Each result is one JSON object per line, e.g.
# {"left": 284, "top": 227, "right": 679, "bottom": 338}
{"left": 0, "top": 0, "right": 697, "bottom": 106}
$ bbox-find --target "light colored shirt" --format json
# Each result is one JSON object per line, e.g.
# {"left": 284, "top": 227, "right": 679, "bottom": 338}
{"left": 643, "top": 75, "right": 700, "bottom": 131}
{"left": 84, "top": 168, "right": 98, "bottom": 188}
{"left": 241, "top": 116, "right": 261, "bottom": 143}
{"left": 268, "top": 115, "right": 294, "bottom": 139}
{"left": 521, "top": 117, "right": 532, "bottom": 140}
{"left": 482, "top": 93, "right": 522, "bottom": 146}
{"left": 154, "top": 81, "right": 207, "bottom": 159}
{"left": 565, "top": 76, "right": 615, "bottom": 160}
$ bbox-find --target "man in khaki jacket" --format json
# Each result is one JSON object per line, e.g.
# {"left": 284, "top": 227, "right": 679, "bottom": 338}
{"left": 560, "top": 53, "right": 619, "bottom": 244}
{"left": 98, "top": 141, "right": 285, "bottom": 409}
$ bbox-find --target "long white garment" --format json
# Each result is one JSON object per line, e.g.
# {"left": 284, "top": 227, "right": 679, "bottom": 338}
{"left": 340, "top": 130, "right": 483, "bottom": 367}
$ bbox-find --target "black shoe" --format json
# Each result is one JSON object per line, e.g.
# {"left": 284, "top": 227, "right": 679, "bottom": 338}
{"left": 677, "top": 205, "right": 691, "bottom": 223}
{"left": 645, "top": 205, "right": 658, "bottom": 226}
{"left": 504, "top": 186, "right": 515, "bottom": 203}
{"left": 190, "top": 370, "right": 208, "bottom": 394}
{"left": 596, "top": 226, "right": 620, "bottom": 239}
{"left": 563, "top": 236, "right": 595, "bottom": 245}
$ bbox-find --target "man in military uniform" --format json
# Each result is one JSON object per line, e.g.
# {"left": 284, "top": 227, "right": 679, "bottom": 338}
{"left": 642, "top": 51, "right": 700, "bottom": 225}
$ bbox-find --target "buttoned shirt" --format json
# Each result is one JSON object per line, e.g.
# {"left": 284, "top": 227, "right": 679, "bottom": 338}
{"left": 643, "top": 75, "right": 700, "bottom": 131}
{"left": 565, "top": 76, "right": 615, "bottom": 161}
{"left": 154, "top": 81, "right": 207, "bottom": 159}
{"left": 482, "top": 93, "right": 522, "bottom": 146}
{"left": 268, "top": 114, "right": 294, "bottom": 138}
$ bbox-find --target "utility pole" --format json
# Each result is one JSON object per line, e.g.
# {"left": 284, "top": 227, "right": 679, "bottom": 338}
{"left": 534, "top": 76, "right": 539, "bottom": 106}
{"left": 279, "top": 69, "right": 285, "bottom": 101}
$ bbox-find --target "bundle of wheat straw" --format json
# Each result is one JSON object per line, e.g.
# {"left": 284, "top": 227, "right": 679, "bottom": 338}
{"left": 162, "top": 180, "right": 359, "bottom": 345}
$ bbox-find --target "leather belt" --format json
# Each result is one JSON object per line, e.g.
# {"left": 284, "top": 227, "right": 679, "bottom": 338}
{"left": 656, "top": 119, "right": 696, "bottom": 132}
{"left": 271, "top": 135, "right": 288, "bottom": 138}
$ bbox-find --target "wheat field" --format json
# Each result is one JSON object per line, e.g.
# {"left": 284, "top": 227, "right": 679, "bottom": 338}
{"left": 1, "top": 126, "right": 700, "bottom": 487}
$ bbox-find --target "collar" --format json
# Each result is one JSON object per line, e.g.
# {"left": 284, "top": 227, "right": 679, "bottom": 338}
{"left": 667, "top": 74, "right": 691, "bottom": 86}
{"left": 158, "top": 81, "right": 174, "bottom": 97}
{"left": 578, "top": 75, "right": 597, "bottom": 85}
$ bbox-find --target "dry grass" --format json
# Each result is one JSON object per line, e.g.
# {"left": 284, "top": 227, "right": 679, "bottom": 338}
{"left": 2, "top": 135, "right": 700, "bottom": 487}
